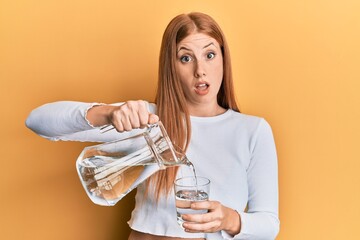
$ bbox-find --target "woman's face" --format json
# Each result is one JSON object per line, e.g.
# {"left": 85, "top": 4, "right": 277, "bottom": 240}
{"left": 175, "top": 32, "right": 223, "bottom": 114}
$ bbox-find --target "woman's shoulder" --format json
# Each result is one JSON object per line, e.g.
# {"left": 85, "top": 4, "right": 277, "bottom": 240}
{"left": 228, "top": 109, "right": 264, "bottom": 123}
{"left": 227, "top": 110, "right": 272, "bottom": 133}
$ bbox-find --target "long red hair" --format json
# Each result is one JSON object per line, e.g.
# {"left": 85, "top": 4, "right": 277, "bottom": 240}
{"left": 147, "top": 12, "right": 239, "bottom": 201}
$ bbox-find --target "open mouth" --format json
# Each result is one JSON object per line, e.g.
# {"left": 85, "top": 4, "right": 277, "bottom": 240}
{"left": 194, "top": 82, "right": 210, "bottom": 95}
{"left": 196, "top": 83, "right": 209, "bottom": 90}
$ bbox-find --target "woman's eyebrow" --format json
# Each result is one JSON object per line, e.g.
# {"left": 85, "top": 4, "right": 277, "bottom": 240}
{"left": 177, "top": 42, "right": 217, "bottom": 53}
{"left": 203, "top": 42, "right": 216, "bottom": 49}
{"left": 177, "top": 46, "right": 191, "bottom": 53}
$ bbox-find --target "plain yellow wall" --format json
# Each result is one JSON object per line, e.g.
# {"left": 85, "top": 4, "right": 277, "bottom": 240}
{"left": 1, "top": 0, "right": 359, "bottom": 239}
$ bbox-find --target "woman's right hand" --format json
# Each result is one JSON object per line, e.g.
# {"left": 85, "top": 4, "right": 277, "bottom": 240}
{"left": 87, "top": 100, "right": 159, "bottom": 132}
{"left": 109, "top": 100, "right": 159, "bottom": 132}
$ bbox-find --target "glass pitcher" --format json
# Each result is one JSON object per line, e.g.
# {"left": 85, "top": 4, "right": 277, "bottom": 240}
{"left": 76, "top": 121, "right": 189, "bottom": 206}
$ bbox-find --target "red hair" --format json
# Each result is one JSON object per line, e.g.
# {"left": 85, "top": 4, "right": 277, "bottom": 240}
{"left": 148, "top": 12, "right": 239, "bottom": 201}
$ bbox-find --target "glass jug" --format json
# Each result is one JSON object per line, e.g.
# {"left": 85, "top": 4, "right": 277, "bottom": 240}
{"left": 76, "top": 121, "right": 189, "bottom": 206}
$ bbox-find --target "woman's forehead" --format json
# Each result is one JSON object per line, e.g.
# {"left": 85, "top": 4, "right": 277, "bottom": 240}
{"left": 177, "top": 33, "right": 220, "bottom": 49}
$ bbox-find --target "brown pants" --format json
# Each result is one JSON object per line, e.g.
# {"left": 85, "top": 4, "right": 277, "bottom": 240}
{"left": 128, "top": 230, "right": 205, "bottom": 240}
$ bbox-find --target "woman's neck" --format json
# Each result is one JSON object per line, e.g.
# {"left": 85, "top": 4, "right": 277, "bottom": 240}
{"left": 188, "top": 103, "right": 226, "bottom": 117}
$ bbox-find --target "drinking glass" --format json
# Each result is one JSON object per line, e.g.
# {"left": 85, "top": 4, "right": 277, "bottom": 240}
{"left": 174, "top": 176, "right": 210, "bottom": 227}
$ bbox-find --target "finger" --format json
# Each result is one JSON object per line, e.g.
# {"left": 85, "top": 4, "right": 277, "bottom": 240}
{"left": 110, "top": 110, "right": 125, "bottom": 132}
{"left": 112, "top": 117, "right": 124, "bottom": 132}
{"left": 116, "top": 104, "right": 133, "bottom": 131}
{"left": 123, "top": 101, "right": 141, "bottom": 129}
{"left": 183, "top": 221, "right": 217, "bottom": 233}
{"left": 128, "top": 108, "right": 141, "bottom": 129}
{"left": 191, "top": 200, "right": 218, "bottom": 210}
{"left": 148, "top": 113, "right": 159, "bottom": 124}
{"left": 182, "top": 212, "right": 213, "bottom": 223}
{"left": 137, "top": 101, "right": 150, "bottom": 127}
{"left": 121, "top": 115, "right": 132, "bottom": 131}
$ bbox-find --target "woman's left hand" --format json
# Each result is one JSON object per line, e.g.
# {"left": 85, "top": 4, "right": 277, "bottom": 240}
{"left": 181, "top": 200, "right": 241, "bottom": 236}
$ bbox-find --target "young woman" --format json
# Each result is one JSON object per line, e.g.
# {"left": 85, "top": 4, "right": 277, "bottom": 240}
{"left": 26, "top": 12, "right": 279, "bottom": 240}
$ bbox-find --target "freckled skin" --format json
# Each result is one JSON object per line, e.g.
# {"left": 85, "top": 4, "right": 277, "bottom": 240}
{"left": 175, "top": 33, "right": 224, "bottom": 116}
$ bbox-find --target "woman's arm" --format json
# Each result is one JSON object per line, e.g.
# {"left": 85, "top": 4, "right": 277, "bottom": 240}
{"left": 26, "top": 101, "right": 100, "bottom": 139}
{"left": 234, "top": 119, "right": 280, "bottom": 239}
{"left": 25, "top": 100, "right": 158, "bottom": 142}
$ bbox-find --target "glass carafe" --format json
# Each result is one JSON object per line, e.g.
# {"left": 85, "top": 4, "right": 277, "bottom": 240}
{"left": 76, "top": 121, "right": 189, "bottom": 206}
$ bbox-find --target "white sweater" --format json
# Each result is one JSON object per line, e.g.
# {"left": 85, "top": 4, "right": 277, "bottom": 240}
{"left": 26, "top": 101, "right": 279, "bottom": 239}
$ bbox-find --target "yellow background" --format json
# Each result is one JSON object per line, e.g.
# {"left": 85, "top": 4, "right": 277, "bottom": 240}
{"left": 1, "top": 0, "right": 359, "bottom": 239}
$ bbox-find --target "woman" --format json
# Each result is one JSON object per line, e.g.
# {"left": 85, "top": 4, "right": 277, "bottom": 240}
{"left": 26, "top": 12, "right": 279, "bottom": 240}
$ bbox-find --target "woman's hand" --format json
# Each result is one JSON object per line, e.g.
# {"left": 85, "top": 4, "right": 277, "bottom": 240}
{"left": 181, "top": 200, "right": 241, "bottom": 236}
{"left": 87, "top": 100, "right": 159, "bottom": 132}
{"left": 110, "top": 100, "right": 159, "bottom": 131}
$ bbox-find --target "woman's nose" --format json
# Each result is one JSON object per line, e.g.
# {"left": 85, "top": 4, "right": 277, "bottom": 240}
{"left": 194, "top": 60, "right": 206, "bottom": 78}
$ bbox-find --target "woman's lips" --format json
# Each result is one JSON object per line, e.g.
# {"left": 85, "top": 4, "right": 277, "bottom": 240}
{"left": 194, "top": 82, "right": 210, "bottom": 95}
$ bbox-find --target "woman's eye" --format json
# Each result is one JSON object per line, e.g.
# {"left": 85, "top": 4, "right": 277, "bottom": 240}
{"left": 180, "top": 55, "right": 192, "bottom": 63}
{"left": 207, "top": 52, "right": 216, "bottom": 59}
{"left": 180, "top": 56, "right": 191, "bottom": 63}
